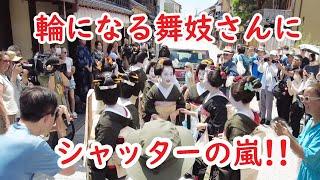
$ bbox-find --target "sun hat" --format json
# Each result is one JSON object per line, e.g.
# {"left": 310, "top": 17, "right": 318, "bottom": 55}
{"left": 270, "top": 50, "right": 278, "bottom": 56}
{"left": 257, "top": 45, "right": 266, "bottom": 52}
{"left": 6, "top": 50, "right": 22, "bottom": 62}
{"left": 223, "top": 46, "right": 235, "bottom": 54}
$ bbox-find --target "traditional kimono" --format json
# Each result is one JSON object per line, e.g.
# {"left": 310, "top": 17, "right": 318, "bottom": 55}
{"left": 144, "top": 83, "right": 185, "bottom": 124}
{"left": 184, "top": 83, "right": 209, "bottom": 137}
{"left": 186, "top": 82, "right": 209, "bottom": 106}
{"left": 221, "top": 112, "right": 260, "bottom": 180}
{"left": 130, "top": 66, "right": 147, "bottom": 101}
{"left": 201, "top": 91, "right": 229, "bottom": 137}
{"left": 224, "top": 113, "right": 260, "bottom": 143}
{"left": 141, "top": 80, "right": 156, "bottom": 125}
{"left": 118, "top": 98, "right": 140, "bottom": 129}
{"left": 143, "top": 80, "right": 156, "bottom": 101}
{"left": 88, "top": 105, "right": 133, "bottom": 180}
{"left": 192, "top": 91, "right": 229, "bottom": 179}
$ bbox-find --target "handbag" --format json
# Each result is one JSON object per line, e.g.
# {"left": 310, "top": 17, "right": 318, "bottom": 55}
{"left": 272, "top": 80, "right": 287, "bottom": 99}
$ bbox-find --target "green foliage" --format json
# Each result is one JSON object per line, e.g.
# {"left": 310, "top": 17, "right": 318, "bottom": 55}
{"left": 231, "top": 0, "right": 258, "bottom": 23}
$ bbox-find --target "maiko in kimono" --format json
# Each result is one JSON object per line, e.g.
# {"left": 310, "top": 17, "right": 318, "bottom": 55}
{"left": 143, "top": 59, "right": 185, "bottom": 125}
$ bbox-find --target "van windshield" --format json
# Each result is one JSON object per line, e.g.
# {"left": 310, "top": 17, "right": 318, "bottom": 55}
{"left": 170, "top": 49, "right": 209, "bottom": 64}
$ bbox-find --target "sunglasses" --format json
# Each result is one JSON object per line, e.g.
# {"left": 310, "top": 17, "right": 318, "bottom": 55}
{"left": 2, "top": 60, "right": 10, "bottom": 63}
{"left": 298, "top": 95, "right": 320, "bottom": 103}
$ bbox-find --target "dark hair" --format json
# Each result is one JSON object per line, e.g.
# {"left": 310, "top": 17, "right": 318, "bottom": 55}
{"left": 310, "top": 53, "right": 316, "bottom": 62}
{"left": 283, "top": 45, "right": 289, "bottom": 51}
{"left": 135, "top": 51, "right": 148, "bottom": 64}
{"left": 159, "top": 45, "right": 170, "bottom": 58}
{"left": 20, "top": 87, "right": 58, "bottom": 122}
{"left": 120, "top": 72, "right": 139, "bottom": 99}
{"left": 45, "top": 57, "right": 60, "bottom": 66}
{"left": 207, "top": 69, "right": 225, "bottom": 88}
{"left": 237, "top": 46, "right": 246, "bottom": 54}
{"left": 107, "top": 43, "right": 114, "bottom": 55}
{"left": 146, "top": 61, "right": 157, "bottom": 75}
{"left": 294, "top": 55, "right": 303, "bottom": 61}
{"left": 155, "top": 59, "right": 175, "bottom": 76}
{"left": 50, "top": 43, "right": 58, "bottom": 49}
{"left": 195, "top": 63, "right": 207, "bottom": 80}
{"left": 95, "top": 76, "right": 120, "bottom": 105}
{"left": 95, "top": 41, "right": 102, "bottom": 48}
{"left": 133, "top": 42, "right": 140, "bottom": 47}
{"left": 231, "top": 76, "right": 262, "bottom": 104}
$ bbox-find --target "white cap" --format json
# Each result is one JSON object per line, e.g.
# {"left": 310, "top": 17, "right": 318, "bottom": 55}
{"left": 270, "top": 50, "right": 278, "bottom": 56}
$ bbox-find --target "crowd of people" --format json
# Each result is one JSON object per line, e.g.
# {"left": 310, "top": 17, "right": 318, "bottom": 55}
{"left": 0, "top": 40, "right": 319, "bottom": 180}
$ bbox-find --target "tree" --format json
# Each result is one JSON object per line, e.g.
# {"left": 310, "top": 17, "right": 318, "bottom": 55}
{"left": 231, "top": 0, "right": 259, "bottom": 23}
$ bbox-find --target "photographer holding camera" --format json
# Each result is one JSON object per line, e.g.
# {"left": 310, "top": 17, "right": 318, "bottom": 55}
{"left": 0, "top": 86, "right": 75, "bottom": 179}
{"left": 45, "top": 57, "right": 70, "bottom": 148}
{"left": 46, "top": 57, "right": 70, "bottom": 105}
{"left": 258, "top": 50, "right": 279, "bottom": 125}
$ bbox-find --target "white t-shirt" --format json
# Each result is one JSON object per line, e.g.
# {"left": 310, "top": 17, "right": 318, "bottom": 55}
{"left": 0, "top": 74, "right": 19, "bottom": 115}
{"left": 65, "top": 57, "right": 74, "bottom": 80}
{"left": 109, "top": 52, "right": 119, "bottom": 60}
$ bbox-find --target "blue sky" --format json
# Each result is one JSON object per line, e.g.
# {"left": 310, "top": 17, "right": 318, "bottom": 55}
{"left": 175, "top": 0, "right": 218, "bottom": 17}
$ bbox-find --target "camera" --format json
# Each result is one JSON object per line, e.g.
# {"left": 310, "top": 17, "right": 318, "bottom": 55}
{"left": 53, "top": 64, "right": 67, "bottom": 72}
{"left": 21, "top": 63, "right": 33, "bottom": 70}
{"left": 45, "top": 58, "right": 67, "bottom": 74}
{"left": 34, "top": 53, "right": 51, "bottom": 63}
{"left": 54, "top": 109, "right": 75, "bottom": 141}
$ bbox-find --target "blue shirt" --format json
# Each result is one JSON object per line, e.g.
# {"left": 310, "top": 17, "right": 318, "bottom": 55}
{"left": 0, "top": 123, "right": 61, "bottom": 180}
{"left": 250, "top": 55, "right": 263, "bottom": 80}
{"left": 234, "top": 54, "right": 251, "bottom": 72}
{"left": 297, "top": 119, "right": 320, "bottom": 180}
{"left": 222, "top": 59, "right": 238, "bottom": 77}
{"left": 77, "top": 45, "right": 92, "bottom": 69}
{"left": 281, "top": 54, "right": 288, "bottom": 67}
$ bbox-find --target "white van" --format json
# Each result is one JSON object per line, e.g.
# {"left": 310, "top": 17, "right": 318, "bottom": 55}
{"left": 161, "top": 39, "right": 222, "bottom": 82}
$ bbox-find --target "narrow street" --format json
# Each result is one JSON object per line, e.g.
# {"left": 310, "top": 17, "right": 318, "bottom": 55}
{"left": 34, "top": 96, "right": 280, "bottom": 180}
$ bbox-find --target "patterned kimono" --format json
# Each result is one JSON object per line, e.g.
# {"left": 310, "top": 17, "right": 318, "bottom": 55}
{"left": 184, "top": 82, "right": 209, "bottom": 135}
{"left": 89, "top": 105, "right": 133, "bottom": 180}
{"left": 221, "top": 113, "right": 260, "bottom": 180}
{"left": 144, "top": 83, "right": 185, "bottom": 125}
